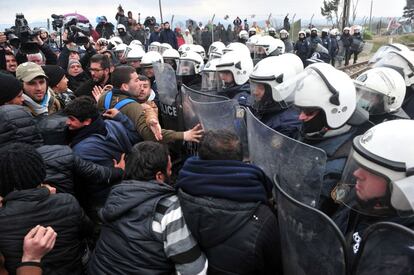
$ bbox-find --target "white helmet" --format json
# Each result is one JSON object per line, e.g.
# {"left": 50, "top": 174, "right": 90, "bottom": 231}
{"left": 140, "top": 51, "right": 164, "bottom": 68}
{"left": 113, "top": 43, "right": 128, "bottom": 54}
{"left": 239, "top": 30, "right": 249, "bottom": 40}
{"left": 298, "top": 31, "right": 306, "bottom": 37}
{"left": 338, "top": 119, "right": 414, "bottom": 214}
{"left": 216, "top": 50, "right": 254, "bottom": 85}
{"left": 250, "top": 54, "right": 304, "bottom": 108}
{"left": 192, "top": 44, "right": 206, "bottom": 60}
{"left": 177, "top": 51, "right": 204, "bottom": 76}
{"left": 369, "top": 43, "right": 411, "bottom": 64}
{"left": 129, "top": 40, "right": 144, "bottom": 50}
{"left": 354, "top": 67, "right": 406, "bottom": 115}
{"left": 275, "top": 62, "right": 356, "bottom": 129}
{"left": 268, "top": 27, "right": 276, "bottom": 32}
{"left": 311, "top": 27, "right": 318, "bottom": 32}
{"left": 343, "top": 27, "right": 351, "bottom": 32}
{"left": 201, "top": 58, "right": 223, "bottom": 92}
{"left": 178, "top": 43, "right": 194, "bottom": 55}
{"left": 354, "top": 25, "right": 362, "bottom": 32}
{"left": 330, "top": 29, "right": 338, "bottom": 36}
{"left": 254, "top": 36, "right": 285, "bottom": 60}
{"left": 160, "top": 43, "right": 173, "bottom": 54}
{"left": 322, "top": 28, "right": 329, "bottom": 34}
{"left": 162, "top": 48, "right": 180, "bottom": 68}
{"left": 208, "top": 41, "right": 226, "bottom": 60}
{"left": 223, "top": 42, "right": 251, "bottom": 58}
{"left": 117, "top": 24, "right": 126, "bottom": 31}
{"left": 97, "top": 37, "right": 108, "bottom": 46}
{"left": 246, "top": 34, "right": 261, "bottom": 53}
{"left": 372, "top": 50, "right": 414, "bottom": 87}
{"left": 109, "top": 36, "right": 123, "bottom": 47}
{"left": 126, "top": 47, "right": 145, "bottom": 61}
{"left": 305, "top": 29, "right": 311, "bottom": 35}
{"left": 148, "top": 41, "right": 162, "bottom": 52}
{"left": 248, "top": 28, "right": 256, "bottom": 36}
{"left": 279, "top": 29, "right": 289, "bottom": 39}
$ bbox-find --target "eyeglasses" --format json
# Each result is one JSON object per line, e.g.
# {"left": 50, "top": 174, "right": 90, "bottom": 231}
{"left": 88, "top": 68, "right": 104, "bottom": 72}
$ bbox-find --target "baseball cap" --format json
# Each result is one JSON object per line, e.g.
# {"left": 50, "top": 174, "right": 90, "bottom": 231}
{"left": 16, "top": 62, "right": 48, "bottom": 82}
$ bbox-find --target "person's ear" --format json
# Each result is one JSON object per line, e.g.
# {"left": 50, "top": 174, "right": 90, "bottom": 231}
{"left": 83, "top": 118, "right": 93, "bottom": 126}
{"left": 155, "top": 171, "right": 165, "bottom": 183}
{"left": 120, "top": 82, "right": 129, "bottom": 91}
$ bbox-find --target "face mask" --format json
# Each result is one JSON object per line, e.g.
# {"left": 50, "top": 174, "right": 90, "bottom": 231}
{"left": 302, "top": 111, "right": 326, "bottom": 134}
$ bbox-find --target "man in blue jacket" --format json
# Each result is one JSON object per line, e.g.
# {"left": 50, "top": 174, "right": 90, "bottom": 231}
{"left": 64, "top": 96, "right": 141, "bottom": 167}
{"left": 160, "top": 22, "right": 178, "bottom": 49}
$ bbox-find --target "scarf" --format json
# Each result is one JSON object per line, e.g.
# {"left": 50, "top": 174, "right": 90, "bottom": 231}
{"left": 176, "top": 157, "right": 273, "bottom": 203}
{"left": 23, "top": 91, "right": 51, "bottom": 116}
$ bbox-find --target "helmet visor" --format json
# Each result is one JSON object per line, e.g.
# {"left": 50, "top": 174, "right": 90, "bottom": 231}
{"left": 253, "top": 45, "right": 268, "bottom": 60}
{"left": 355, "top": 83, "right": 389, "bottom": 115}
{"left": 177, "top": 59, "right": 196, "bottom": 76}
{"left": 332, "top": 147, "right": 412, "bottom": 218}
{"left": 201, "top": 71, "right": 223, "bottom": 92}
{"left": 148, "top": 45, "right": 160, "bottom": 52}
{"left": 372, "top": 52, "right": 414, "bottom": 86}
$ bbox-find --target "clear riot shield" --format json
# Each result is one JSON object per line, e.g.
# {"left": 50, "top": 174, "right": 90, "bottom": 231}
{"left": 189, "top": 98, "right": 249, "bottom": 159}
{"left": 181, "top": 84, "right": 228, "bottom": 156}
{"left": 336, "top": 40, "right": 346, "bottom": 66}
{"left": 353, "top": 222, "right": 414, "bottom": 275}
{"left": 153, "top": 63, "right": 182, "bottom": 130}
{"left": 246, "top": 108, "right": 327, "bottom": 207}
{"left": 275, "top": 181, "right": 348, "bottom": 275}
{"left": 181, "top": 84, "right": 228, "bottom": 130}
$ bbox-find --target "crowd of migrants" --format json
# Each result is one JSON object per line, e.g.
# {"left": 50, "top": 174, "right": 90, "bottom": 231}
{"left": 0, "top": 4, "right": 414, "bottom": 275}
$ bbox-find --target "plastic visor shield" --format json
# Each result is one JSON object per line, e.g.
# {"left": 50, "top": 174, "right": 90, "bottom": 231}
{"left": 246, "top": 108, "right": 327, "bottom": 207}
{"left": 272, "top": 70, "right": 312, "bottom": 107}
{"left": 208, "top": 52, "right": 221, "bottom": 61}
{"left": 253, "top": 45, "right": 268, "bottom": 60}
{"left": 249, "top": 81, "right": 290, "bottom": 110}
{"left": 332, "top": 148, "right": 413, "bottom": 218}
{"left": 177, "top": 60, "right": 197, "bottom": 76}
{"left": 352, "top": 222, "right": 414, "bottom": 275}
{"left": 201, "top": 71, "right": 223, "bottom": 93}
{"left": 275, "top": 181, "right": 347, "bottom": 275}
{"left": 355, "top": 84, "right": 389, "bottom": 115}
{"left": 148, "top": 45, "right": 160, "bottom": 52}
{"left": 369, "top": 45, "right": 397, "bottom": 64}
{"left": 372, "top": 52, "right": 414, "bottom": 86}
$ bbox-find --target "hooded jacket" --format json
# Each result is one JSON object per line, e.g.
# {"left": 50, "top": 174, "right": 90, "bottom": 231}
{"left": 88, "top": 181, "right": 175, "bottom": 274}
{"left": 0, "top": 105, "right": 123, "bottom": 194}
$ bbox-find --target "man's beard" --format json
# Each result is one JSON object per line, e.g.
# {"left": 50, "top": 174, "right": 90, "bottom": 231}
{"left": 93, "top": 75, "right": 106, "bottom": 85}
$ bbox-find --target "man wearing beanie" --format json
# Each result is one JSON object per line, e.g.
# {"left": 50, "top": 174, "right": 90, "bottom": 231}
{"left": 16, "top": 62, "right": 60, "bottom": 116}
{"left": 0, "top": 72, "right": 24, "bottom": 106}
{"left": 0, "top": 142, "right": 93, "bottom": 275}
{"left": 42, "top": 65, "right": 74, "bottom": 108}
{"left": 67, "top": 59, "right": 90, "bottom": 92}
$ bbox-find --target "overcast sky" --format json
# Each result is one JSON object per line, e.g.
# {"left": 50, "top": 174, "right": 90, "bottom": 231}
{"left": 0, "top": 0, "right": 407, "bottom": 25}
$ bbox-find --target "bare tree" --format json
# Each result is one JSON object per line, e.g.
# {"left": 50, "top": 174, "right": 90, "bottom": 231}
{"left": 321, "top": 0, "right": 341, "bottom": 28}
{"left": 351, "top": 0, "right": 360, "bottom": 25}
